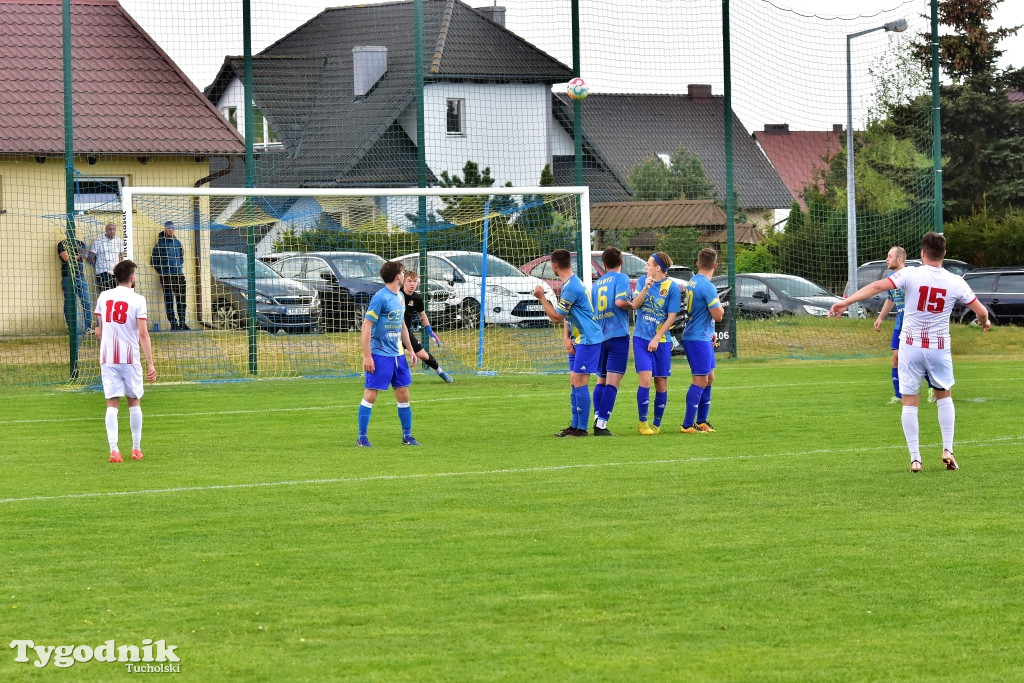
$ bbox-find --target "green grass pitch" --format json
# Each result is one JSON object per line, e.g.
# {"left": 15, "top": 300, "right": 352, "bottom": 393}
{"left": 2, "top": 356, "right": 1023, "bottom": 680}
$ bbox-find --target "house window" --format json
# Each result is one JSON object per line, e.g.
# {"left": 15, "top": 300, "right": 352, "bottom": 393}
{"left": 253, "top": 106, "right": 279, "bottom": 146}
{"left": 446, "top": 99, "right": 464, "bottom": 136}
{"left": 74, "top": 177, "right": 125, "bottom": 212}
{"left": 222, "top": 106, "right": 237, "bottom": 128}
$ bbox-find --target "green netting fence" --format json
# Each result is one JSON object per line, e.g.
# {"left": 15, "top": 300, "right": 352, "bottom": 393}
{"left": 0, "top": 0, "right": 941, "bottom": 385}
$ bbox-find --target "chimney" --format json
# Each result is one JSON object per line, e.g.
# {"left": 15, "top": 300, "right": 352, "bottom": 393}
{"left": 764, "top": 123, "right": 790, "bottom": 135}
{"left": 477, "top": 5, "right": 506, "bottom": 26}
{"left": 833, "top": 123, "right": 844, "bottom": 133}
{"left": 687, "top": 84, "right": 713, "bottom": 99}
{"left": 353, "top": 46, "right": 388, "bottom": 98}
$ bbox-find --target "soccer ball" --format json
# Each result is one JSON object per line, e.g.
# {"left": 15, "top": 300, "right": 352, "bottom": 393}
{"left": 567, "top": 77, "right": 589, "bottom": 101}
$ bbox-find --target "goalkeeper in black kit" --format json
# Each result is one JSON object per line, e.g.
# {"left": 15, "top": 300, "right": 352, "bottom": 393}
{"left": 402, "top": 271, "right": 454, "bottom": 384}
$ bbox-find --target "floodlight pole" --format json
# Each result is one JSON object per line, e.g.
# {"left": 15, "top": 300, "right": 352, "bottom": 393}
{"left": 846, "top": 19, "right": 907, "bottom": 316}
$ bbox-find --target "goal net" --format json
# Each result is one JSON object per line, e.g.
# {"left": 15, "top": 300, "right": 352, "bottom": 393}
{"left": 39, "top": 185, "right": 590, "bottom": 383}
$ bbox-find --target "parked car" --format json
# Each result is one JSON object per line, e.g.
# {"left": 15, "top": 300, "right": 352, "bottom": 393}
{"left": 395, "top": 251, "right": 556, "bottom": 328}
{"left": 844, "top": 258, "right": 976, "bottom": 316}
{"left": 265, "top": 251, "right": 459, "bottom": 331}
{"left": 712, "top": 273, "right": 846, "bottom": 318}
{"left": 666, "top": 264, "right": 694, "bottom": 283}
{"left": 954, "top": 267, "right": 1024, "bottom": 325}
{"left": 520, "top": 251, "right": 650, "bottom": 296}
{"left": 209, "top": 250, "right": 320, "bottom": 333}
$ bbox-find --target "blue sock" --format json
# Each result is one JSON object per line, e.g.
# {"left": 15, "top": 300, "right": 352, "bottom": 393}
{"left": 653, "top": 391, "right": 667, "bottom": 427}
{"left": 397, "top": 402, "right": 412, "bottom": 436}
{"left": 569, "top": 386, "right": 579, "bottom": 429}
{"left": 684, "top": 384, "right": 702, "bottom": 428}
{"left": 637, "top": 386, "right": 650, "bottom": 422}
{"left": 697, "top": 385, "right": 712, "bottom": 424}
{"left": 599, "top": 385, "right": 618, "bottom": 421}
{"left": 357, "top": 401, "right": 373, "bottom": 436}
{"left": 891, "top": 368, "right": 901, "bottom": 398}
{"left": 574, "top": 385, "right": 591, "bottom": 430}
{"left": 593, "top": 384, "right": 606, "bottom": 420}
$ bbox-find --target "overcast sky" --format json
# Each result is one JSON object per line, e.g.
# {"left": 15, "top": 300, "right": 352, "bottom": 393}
{"left": 120, "top": 0, "right": 1024, "bottom": 132}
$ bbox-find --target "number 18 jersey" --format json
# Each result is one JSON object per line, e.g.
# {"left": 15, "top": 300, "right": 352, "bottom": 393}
{"left": 887, "top": 265, "right": 976, "bottom": 350}
{"left": 95, "top": 285, "right": 148, "bottom": 365}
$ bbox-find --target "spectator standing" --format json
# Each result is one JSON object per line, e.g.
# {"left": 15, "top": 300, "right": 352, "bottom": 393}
{"left": 151, "top": 221, "right": 189, "bottom": 330}
{"left": 90, "top": 223, "right": 124, "bottom": 293}
{"left": 58, "top": 237, "right": 92, "bottom": 332}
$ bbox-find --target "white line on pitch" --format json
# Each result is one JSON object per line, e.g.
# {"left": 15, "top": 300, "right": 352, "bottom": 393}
{"left": 2, "top": 435, "right": 1021, "bottom": 506}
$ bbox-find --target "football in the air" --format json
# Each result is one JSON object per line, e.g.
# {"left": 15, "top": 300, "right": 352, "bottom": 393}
{"left": 567, "top": 77, "right": 589, "bottom": 101}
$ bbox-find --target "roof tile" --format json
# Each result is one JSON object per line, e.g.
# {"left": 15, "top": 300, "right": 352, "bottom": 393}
{"left": 0, "top": 0, "right": 245, "bottom": 155}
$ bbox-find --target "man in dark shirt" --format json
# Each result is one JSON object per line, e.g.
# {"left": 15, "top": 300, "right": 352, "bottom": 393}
{"left": 401, "top": 271, "right": 454, "bottom": 383}
{"left": 151, "top": 221, "right": 189, "bottom": 330}
{"left": 58, "top": 237, "right": 92, "bottom": 332}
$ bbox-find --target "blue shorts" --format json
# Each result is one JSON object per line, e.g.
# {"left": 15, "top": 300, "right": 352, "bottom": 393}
{"left": 891, "top": 327, "right": 901, "bottom": 352}
{"left": 365, "top": 354, "right": 412, "bottom": 390}
{"left": 682, "top": 339, "right": 716, "bottom": 375}
{"left": 633, "top": 336, "right": 672, "bottom": 377}
{"left": 597, "top": 335, "right": 629, "bottom": 378}
{"left": 571, "top": 342, "right": 601, "bottom": 375}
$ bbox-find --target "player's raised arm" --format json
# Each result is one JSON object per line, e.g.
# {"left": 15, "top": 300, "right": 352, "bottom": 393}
{"left": 534, "top": 285, "right": 565, "bottom": 323}
{"left": 829, "top": 279, "right": 893, "bottom": 318}
{"left": 630, "top": 278, "right": 653, "bottom": 310}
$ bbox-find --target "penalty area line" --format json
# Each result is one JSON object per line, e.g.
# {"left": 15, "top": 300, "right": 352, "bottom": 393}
{"left": 2, "top": 435, "right": 1021, "bottom": 506}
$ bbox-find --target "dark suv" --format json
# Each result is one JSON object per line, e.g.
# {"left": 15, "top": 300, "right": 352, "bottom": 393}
{"left": 955, "top": 268, "right": 1024, "bottom": 325}
{"left": 267, "top": 252, "right": 459, "bottom": 331}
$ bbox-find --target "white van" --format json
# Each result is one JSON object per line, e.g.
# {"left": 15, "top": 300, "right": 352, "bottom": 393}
{"left": 396, "top": 250, "right": 557, "bottom": 328}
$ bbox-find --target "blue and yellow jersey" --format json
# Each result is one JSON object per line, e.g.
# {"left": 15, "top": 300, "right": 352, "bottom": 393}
{"left": 886, "top": 269, "right": 906, "bottom": 329}
{"left": 682, "top": 273, "right": 722, "bottom": 341}
{"left": 632, "top": 275, "right": 681, "bottom": 343}
{"left": 558, "top": 275, "right": 604, "bottom": 345}
{"left": 365, "top": 287, "right": 405, "bottom": 356}
{"left": 591, "top": 271, "right": 631, "bottom": 340}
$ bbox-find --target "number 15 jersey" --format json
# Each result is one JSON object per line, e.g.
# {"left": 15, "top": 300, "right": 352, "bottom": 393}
{"left": 887, "top": 265, "right": 976, "bottom": 350}
{"left": 95, "top": 285, "right": 148, "bottom": 365}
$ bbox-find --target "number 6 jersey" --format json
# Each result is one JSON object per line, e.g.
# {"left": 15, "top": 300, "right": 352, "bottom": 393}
{"left": 887, "top": 265, "right": 976, "bottom": 350}
{"left": 94, "top": 285, "right": 148, "bottom": 365}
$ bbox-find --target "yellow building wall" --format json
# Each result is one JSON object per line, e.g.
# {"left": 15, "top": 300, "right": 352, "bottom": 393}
{"left": 0, "top": 155, "right": 214, "bottom": 336}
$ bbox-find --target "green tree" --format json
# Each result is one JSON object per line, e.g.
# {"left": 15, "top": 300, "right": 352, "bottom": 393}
{"left": 627, "top": 145, "right": 717, "bottom": 202}
{"left": 886, "top": 0, "right": 1024, "bottom": 219}
{"left": 655, "top": 228, "right": 704, "bottom": 269}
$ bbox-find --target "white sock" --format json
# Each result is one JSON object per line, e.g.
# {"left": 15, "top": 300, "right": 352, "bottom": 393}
{"left": 595, "top": 418, "right": 607, "bottom": 429}
{"left": 105, "top": 407, "right": 119, "bottom": 452}
{"left": 129, "top": 405, "right": 143, "bottom": 450}
{"left": 901, "top": 405, "right": 920, "bottom": 462}
{"left": 936, "top": 397, "right": 955, "bottom": 453}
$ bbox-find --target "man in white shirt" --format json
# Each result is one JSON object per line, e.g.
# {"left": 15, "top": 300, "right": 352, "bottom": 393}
{"left": 94, "top": 260, "right": 157, "bottom": 463}
{"left": 90, "top": 223, "right": 124, "bottom": 292}
{"left": 830, "top": 232, "right": 990, "bottom": 473}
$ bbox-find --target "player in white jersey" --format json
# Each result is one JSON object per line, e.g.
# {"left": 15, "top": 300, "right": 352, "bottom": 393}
{"left": 93, "top": 260, "right": 158, "bottom": 463}
{"left": 830, "top": 233, "right": 990, "bottom": 473}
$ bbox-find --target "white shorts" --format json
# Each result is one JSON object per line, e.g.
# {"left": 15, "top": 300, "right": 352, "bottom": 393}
{"left": 898, "top": 344, "right": 954, "bottom": 395}
{"left": 101, "top": 363, "right": 144, "bottom": 400}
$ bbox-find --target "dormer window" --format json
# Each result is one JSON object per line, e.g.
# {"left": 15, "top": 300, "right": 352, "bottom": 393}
{"left": 220, "top": 102, "right": 279, "bottom": 147}
{"left": 446, "top": 99, "right": 465, "bottom": 136}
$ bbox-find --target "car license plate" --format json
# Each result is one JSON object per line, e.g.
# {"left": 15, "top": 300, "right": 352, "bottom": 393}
{"left": 428, "top": 302, "right": 444, "bottom": 312}
{"left": 286, "top": 307, "right": 309, "bottom": 316}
